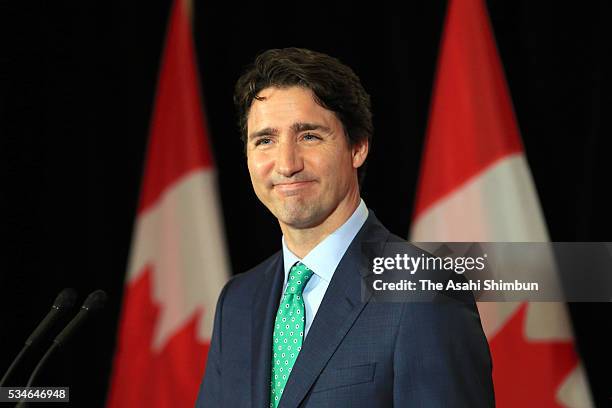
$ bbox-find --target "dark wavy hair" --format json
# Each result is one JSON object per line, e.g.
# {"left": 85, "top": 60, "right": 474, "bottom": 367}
{"left": 234, "top": 48, "right": 373, "bottom": 183}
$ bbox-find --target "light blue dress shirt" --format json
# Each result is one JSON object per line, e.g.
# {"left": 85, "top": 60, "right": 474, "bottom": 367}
{"left": 281, "top": 199, "right": 369, "bottom": 338}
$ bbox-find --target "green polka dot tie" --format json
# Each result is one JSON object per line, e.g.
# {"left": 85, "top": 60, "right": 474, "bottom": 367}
{"left": 270, "top": 262, "right": 314, "bottom": 408}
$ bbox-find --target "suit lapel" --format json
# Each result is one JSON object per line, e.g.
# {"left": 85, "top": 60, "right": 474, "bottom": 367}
{"left": 252, "top": 253, "right": 284, "bottom": 408}
{"left": 278, "top": 213, "right": 390, "bottom": 408}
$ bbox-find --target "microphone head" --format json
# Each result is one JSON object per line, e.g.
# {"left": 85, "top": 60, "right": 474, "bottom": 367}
{"left": 24, "top": 288, "right": 79, "bottom": 347}
{"left": 82, "top": 290, "right": 108, "bottom": 312}
{"left": 53, "top": 288, "right": 78, "bottom": 310}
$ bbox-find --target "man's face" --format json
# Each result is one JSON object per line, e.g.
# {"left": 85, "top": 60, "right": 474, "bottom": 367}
{"left": 246, "top": 86, "right": 367, "bottom": 230}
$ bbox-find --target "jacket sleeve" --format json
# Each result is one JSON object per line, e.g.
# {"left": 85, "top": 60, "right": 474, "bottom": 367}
{"left": 393, "top": 301, "right": 495, "bottom": 407}
{"left": 195, "top": 278, "right": 233, "bottom": 407}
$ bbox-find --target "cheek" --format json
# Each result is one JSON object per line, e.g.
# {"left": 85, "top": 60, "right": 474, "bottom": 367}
{"left": 333, "top": 153, "right": 356, "bottom": 190}
{"left": 310, "top": 150, "right": 351, "bottom": 185}
{"left": 328, "top": 148, "right": 352, "bottom": 171}
{"left": 248, "top": 153, "right": 273, "bottom": 182}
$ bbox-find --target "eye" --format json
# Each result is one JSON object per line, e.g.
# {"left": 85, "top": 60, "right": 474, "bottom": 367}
{"left": 254, "top": 137, "right": 272, "bottom": 146}
{"left": 303, "top": 133, "right": 321, "bottom": 141}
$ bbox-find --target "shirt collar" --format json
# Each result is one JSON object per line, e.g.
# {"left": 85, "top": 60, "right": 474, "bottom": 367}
{"left": 282, "top": 199, "right": 369, "bottom": 285}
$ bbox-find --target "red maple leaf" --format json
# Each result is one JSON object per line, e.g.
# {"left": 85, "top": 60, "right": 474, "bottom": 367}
{"left": 107, "top": 265, "right": 209, "bottom": 407}
{"left": 489, "top": 303, "right": 578, "bottom": 407}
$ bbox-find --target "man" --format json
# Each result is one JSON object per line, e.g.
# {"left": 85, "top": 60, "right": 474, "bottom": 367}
{"left": 197, "top": 48, "right": 494, "bottom": 407}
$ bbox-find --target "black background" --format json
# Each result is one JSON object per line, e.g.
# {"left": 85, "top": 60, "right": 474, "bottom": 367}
{"left": 2, "top": 0, "right": 610, "bottom": 406}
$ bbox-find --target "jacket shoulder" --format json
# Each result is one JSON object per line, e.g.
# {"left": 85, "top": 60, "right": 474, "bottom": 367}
{"left": 221, "top": 250, "right": 282, "bottom": 300}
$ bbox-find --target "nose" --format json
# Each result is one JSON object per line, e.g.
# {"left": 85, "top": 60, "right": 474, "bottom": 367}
{"left": 275, "top": 140, "right": 304, "bottom": 178}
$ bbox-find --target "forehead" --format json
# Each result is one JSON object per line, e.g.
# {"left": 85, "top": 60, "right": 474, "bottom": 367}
{"left": 247, "top": 86, "right": 339, "bottom": 130}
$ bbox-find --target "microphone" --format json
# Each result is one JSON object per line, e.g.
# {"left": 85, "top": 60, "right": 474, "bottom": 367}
{"left": 22, "top": 290, "right": 108, "bottom": 389}
{"left": 0, "top": 288, "right": 77, "bottom": 387}
{"left": 53, "top": 289, "right": 108, "bottom": 347}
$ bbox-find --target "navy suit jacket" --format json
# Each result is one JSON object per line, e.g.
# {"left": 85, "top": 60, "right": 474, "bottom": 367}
{"left": 196, "top": 212, "right": 495, "bottom": 407}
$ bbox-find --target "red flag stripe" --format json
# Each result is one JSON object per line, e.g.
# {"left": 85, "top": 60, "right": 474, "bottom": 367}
{"left": 413, "top": 0, "right": 523, "bottom": 222}
{"left": 138, "top": 0, "right": 213, "bottom": 215}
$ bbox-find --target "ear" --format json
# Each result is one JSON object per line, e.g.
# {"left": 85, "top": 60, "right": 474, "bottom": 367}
{"left": 352, "top": 139, "right": 369, "bottom": 169}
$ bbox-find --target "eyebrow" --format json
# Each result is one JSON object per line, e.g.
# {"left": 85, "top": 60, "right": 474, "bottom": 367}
{"left": 248, "top": 122, "right": 331, "bottom": 140}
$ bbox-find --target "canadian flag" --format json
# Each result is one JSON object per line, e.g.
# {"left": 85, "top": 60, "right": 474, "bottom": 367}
{"left": 410, "top": 0, "right": 593, "bottom": 407}
{"left": 106, "top": 0, "right": 229, "bottom": 406}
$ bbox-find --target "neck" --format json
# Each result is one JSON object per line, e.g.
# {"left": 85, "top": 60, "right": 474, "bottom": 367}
{"left": 281, "top": 190, "right": 361, "bottom": 258}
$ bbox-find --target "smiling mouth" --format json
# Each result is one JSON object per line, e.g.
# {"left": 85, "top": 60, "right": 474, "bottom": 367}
{"left": 273, "top": 181, "right": 314, "bottom": 194}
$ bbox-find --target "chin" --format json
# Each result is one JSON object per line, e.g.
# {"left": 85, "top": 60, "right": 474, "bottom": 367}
{"left": 275, "top": 204, "right": 324, "bottom": 229}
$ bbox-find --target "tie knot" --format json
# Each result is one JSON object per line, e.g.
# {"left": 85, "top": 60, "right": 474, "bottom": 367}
{"left": 286, "top": 262, "right": 313, "bottom": 296}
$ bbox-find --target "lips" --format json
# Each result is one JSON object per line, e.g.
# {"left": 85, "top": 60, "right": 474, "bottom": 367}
{"left": 273, "top": 180, "right": 314, "bottom": 195}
